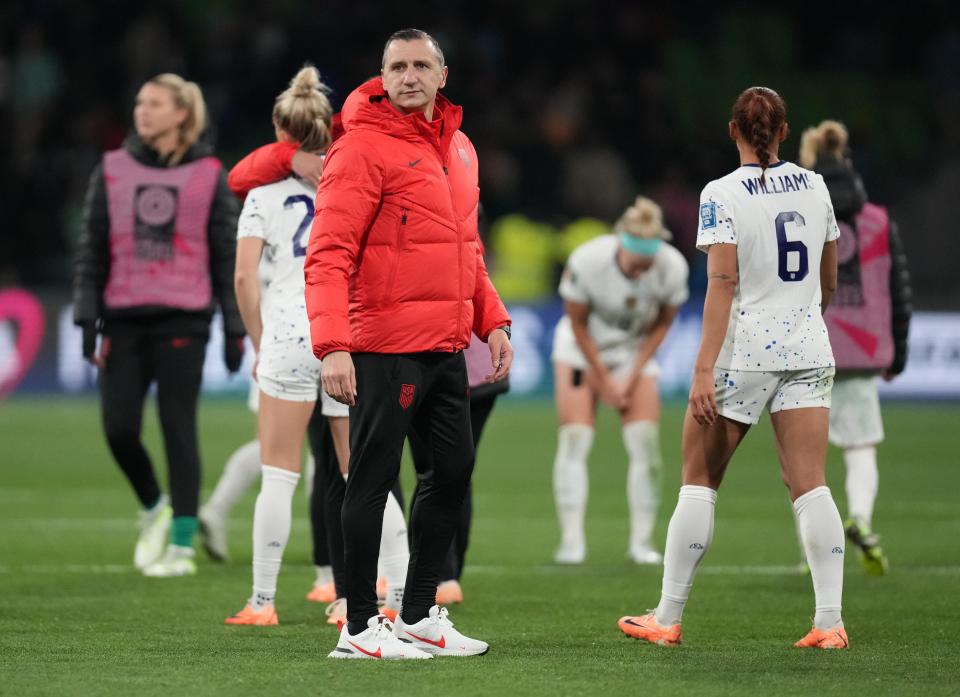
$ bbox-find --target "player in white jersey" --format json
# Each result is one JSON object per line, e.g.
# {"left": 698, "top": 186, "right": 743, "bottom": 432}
{"left": 618, "top": 87, "right": 849, "bottom": 650}
{"left": 222, "top": 67, "right": 408, "bottom": 626}
{"left": 551, "top": 196, "right": 688, "bottom": 565}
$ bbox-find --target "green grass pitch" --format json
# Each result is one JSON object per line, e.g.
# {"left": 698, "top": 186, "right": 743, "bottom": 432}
{"left": 2, "top": 397, "right": 959, "bottom": 696}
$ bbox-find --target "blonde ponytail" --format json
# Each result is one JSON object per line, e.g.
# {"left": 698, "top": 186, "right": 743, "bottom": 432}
{"left": 272, "top": 65, "right": 333, "bottom": 154}
{"left": 146, "top": 73, "right": 207, "bottom": 165}
{"left": 615, "top": 196, "right": 672, "bottom": 240}
{"left": 799, "top": 119, "right": 848, "bottom": 169}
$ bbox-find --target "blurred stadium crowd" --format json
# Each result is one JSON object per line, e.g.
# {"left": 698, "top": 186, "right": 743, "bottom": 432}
{"left": 1, "top": 2, "right": 959, "bottom": 306}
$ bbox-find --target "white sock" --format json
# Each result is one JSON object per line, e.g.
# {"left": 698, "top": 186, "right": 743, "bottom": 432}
{"left": 794, "top": 486, "right": 845, "bottom": 630}
{"left": 379, "top": 491, "right": 409, "bottom": 612}
{"left": 553, "top": 424, "right": 594, "bottom": 550}
{"left": 844, "top": 446, "right": 878, "bottom": 527}
{"left": 623, "top": 421, "right": 662, "bottom": 551}
{"left": 251, "top": 465, "right": 300, "bottom": 610}
{"left": 314, "top": 564, "right": 333, "bottom": 587}
{"left": 204, "top": 440, "right": 261, "bottom": 517}
{"left": 655, "top": 485, "right": 717, "bottom": 626}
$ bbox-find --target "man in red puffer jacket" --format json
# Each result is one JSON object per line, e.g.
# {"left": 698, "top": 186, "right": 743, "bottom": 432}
{"left": 308, "top": 29, "right": 512, "bottom": 660}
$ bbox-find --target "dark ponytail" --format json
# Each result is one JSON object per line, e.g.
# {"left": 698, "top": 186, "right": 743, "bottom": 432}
{"left": 732, "top": 86, "right": 786, "bottom": 185}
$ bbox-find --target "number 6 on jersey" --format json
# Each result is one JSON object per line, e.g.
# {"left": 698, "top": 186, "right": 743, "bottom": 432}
{"left": 775, "top": 210, "right": 808, "bottom": 282}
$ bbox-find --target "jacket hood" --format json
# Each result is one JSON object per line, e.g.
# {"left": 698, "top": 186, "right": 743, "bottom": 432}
{"left": 339, "top": 77, "right": 463, "bottom": 154}
{"left": 814, "top": 157, "right": 868, "bottom": 221}
{"left": 123, "top": 129, "right": 215, "bottom": 167}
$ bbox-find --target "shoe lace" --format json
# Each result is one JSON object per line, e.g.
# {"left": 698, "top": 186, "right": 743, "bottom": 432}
{"left": 436, "top": 607, "right": 454, "bottom": 629}
{"left": 373, "top": 616, "right": 396, "bottom": 642}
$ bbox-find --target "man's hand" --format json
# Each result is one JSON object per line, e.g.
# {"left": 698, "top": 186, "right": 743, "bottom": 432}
{"left": 224, "top": 335, "right": 245, "bottom": 374}
{"left": 689, "top": 368, "right": 718, "bottom": 426}
{"left": 322, "top": 351, "right": 357, "bottom": 406}
{"left": 81, "top": 321, "right": 109, "bottom": 369}
{"left": 291, "top": 150, "right": 324, "bottom": 188}
{"left": 484, "top": 328, "right": 513, "bottom": 383}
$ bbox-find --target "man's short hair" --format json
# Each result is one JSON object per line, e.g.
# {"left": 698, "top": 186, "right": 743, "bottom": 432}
{"left": 381, "top": 28, "right": 445, "bottom": 68}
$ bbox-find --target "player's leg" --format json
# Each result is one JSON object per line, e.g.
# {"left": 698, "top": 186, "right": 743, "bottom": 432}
{"left": 305, "top": 400, "right": 335, "bottom": 603}
{"left": 143, "top": 332, "right": 208, "bottom": 577}
{"left": 393, "top": 352, "right": 488, "bottom": 656}
{"left": 98, "top": 327, "right": 168, "bottom": 569}
{"left": 552, "top": 361, "right": 597, "bottom": 563}
{"left": 225, "top": 391, "right": 312, "bottom": 625}
{"left": 200, "top": 383, "right": 262, "bottom": 562}
{"left": 831, "top": 375, "right": 887, "bottom": 575}
{"left": 620, "top": 368, "right": 755, "bottom": 645}
{"left": 771, "top": 368, "right": 848, "bottom": 648}
{"left": 620, "top": 369, "right": 663, "bottom": 564}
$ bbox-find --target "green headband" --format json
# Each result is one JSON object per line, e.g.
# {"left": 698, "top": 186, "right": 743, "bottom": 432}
{"left": 618, "top": 230, "right": 662, "bottom": 256}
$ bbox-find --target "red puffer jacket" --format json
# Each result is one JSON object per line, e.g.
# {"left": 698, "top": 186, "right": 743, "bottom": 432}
{"left": 305, "top": 78, "right": 509, "bottom": 359}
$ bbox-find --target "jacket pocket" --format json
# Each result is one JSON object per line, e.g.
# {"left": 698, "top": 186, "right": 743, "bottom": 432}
{"left": 381, "top": 209, "right": 407, "bottom": 304}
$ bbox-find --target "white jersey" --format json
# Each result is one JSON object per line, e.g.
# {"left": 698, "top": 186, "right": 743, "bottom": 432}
{"left": 237, "top": 176, "right": 316, "bottom": 338}
{"left": 696, "top": 161, "right": 840, "bottom": 371}
{"left": 555, "top": 234, "right": 689, "bottom": 366}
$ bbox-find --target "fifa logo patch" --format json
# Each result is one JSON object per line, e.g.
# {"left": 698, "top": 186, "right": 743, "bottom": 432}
{"left": 700, "top": 202, "right": 717, "bottom": 229}
{"left": 399, "top": 384, "right": 416, "bottom": 410}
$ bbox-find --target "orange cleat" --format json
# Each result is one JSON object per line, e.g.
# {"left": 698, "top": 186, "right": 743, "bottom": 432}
{"left": 326, "top": 597, "right": 347, "bottom": 626}
{"left": 307, "top": 581, "right": 337, "bottom": 603}
{"left": 376, "top": 576, "right": 388, "bottom": 601}
{"left": 618, "top": 612, "right": 682, "bottom": 646}
{"left": 225, "top": 603, "right": 279, "bottom": 626}
{"left": 380, "top": 607, "right": 399, "bottom": 622}
{"left": 794, "top": 625, "right": 849, "bottom": 649}
{"left": 435, "top": 580, "right": 464, "bottom": 605}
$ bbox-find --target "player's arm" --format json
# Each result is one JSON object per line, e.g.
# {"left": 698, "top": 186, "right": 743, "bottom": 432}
{"left": 234, "top": 237, "right": 264, "bottom": 352}
{"left": 566, "top": 300, "right": 614, "bottom": 387}
{"left": 690, "top": 243, "right": 738, "bottom": 425}
{"left": 73, "top": 164, "right": 110, "bottom": 365}
{"left": 820, "top": 239, "right": 838, "bottom": 312}
{"left": 886, "top": 220, "right": 912, "bottom": 377}
{"left": 628, "top": 305, "right": 679, "bottom": 381}
{"left": 228, "top": 142, "right": 299, "bottom": 198}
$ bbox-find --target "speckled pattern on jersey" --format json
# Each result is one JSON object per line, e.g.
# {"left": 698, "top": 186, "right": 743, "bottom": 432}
{"left": 696, "top": 162, "right": 840, "bottom": 372}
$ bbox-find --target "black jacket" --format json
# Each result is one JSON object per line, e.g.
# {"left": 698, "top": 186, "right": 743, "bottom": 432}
{"left": 73, "top": 133, "right": 243, "bottom": 337}
{"left": 818, "top": 159, "right": 912, "bottom": 375}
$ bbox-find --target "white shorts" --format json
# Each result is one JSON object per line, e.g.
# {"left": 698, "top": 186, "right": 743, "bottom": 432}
{"left": 256, "top": 335, "right": 349, "bottom": 418}
{"left": 714, "top": 366, "right": 835, "bottom": 425}
{"left": 551, "top": 319, "right": 660, "bottom": 378}
{"left": 828, "top": 374, "right": 884, "bottom": 448}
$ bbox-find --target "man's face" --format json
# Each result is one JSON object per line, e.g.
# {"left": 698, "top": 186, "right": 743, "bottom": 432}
{"left": 381, "top": 38, "right": 447, "bottom": 116}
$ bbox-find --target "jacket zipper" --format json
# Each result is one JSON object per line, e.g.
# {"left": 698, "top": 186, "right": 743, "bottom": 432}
{"left": 443, "top": 160, "right": 462, "bottom": 351}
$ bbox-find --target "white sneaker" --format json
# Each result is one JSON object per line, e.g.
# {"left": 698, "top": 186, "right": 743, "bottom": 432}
{"left": 554, "top": 541, "right": 585, "bottom": 564}
{"left": 198, "top": 506, "right": 229, "bottom": 562}
{"left": 134, "top": 497, "right": 172, "bottom": 570}
{"left": 628, "top": 543, "right": 663, "bottom": 565}
{"left": 329, "top": 615, "right": 432, "bottom": 660}
{"left": 393, "top": 605, "right": 489, "bottom": 657}
{"left": 143, "top": 545, "right": 197, "bottom": 577}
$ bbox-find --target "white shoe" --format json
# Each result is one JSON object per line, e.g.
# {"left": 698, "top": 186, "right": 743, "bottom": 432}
{"left": 198, "top": 506, "right": 229, "bottom": 562}
{"left": 143, "top": 545, "right": 197, "bottom": 577}
{"left": 628, "top": 543, "right": 663, "bottom": 565}
{"left": 134, "top": 497, "right": 172, "bottom": 570}
{"left": 554, "top": 541, "right": 585, "bottom": 564}
{"left": 393, "top": 605, "right": 489, "bottom": 657}
{"left": 329, "top": 615, "right": 432, "bottom": 660}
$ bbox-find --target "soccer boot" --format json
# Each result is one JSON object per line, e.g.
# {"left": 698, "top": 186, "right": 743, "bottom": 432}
{"left": 225, "top": 603, "right": 279, "bottom": 626}
{"left": 794, "top": 624, "right": 849, "bottom": 649}
{"left": 628, "top": 543, "right": 664, "bottom": 565}
{"left": 134, "top": 496, "right": 172, "bottom": 570}
{"left": 329, "top": 615, "right": 432, "bottom": 660}
{"left": 435, "top": 580, "right": 464, "bottom": 605}
{"left": 142, "top": 544, "right": 197, "bottom": 577}
{"left": 393, "top": 605, "right": 489, "bottom": 657}
{"left": 618, "top": 612, "right": 682, "bottom": 646}
{"left": 554, "top": 541, "right": 585, "bottom": 565}
{"left": 198, "top": 506, "right": 229, "bottom": 562}
{"left": 845, "top": 519, "right": 889, "bottom": 576}
{"left": 306, "top": 581, "right": 337, "bottom": 603}
{"left": 325, "top": 597, "right": 347, "bottom": 626}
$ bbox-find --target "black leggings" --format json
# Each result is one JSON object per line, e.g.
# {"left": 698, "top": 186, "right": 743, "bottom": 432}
{"left": 98, "top": 327, "right": 207, "bottom": 518}
{"left": 409, "top": 393, "right": 498, "bottom": 582}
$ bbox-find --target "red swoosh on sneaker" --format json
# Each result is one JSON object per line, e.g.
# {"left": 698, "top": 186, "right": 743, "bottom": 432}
{"left": 406, "top": 631, "right": 445, "bottom": 648}
{"left": 347, "top": 641, "right": 381, "bottom": 658}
